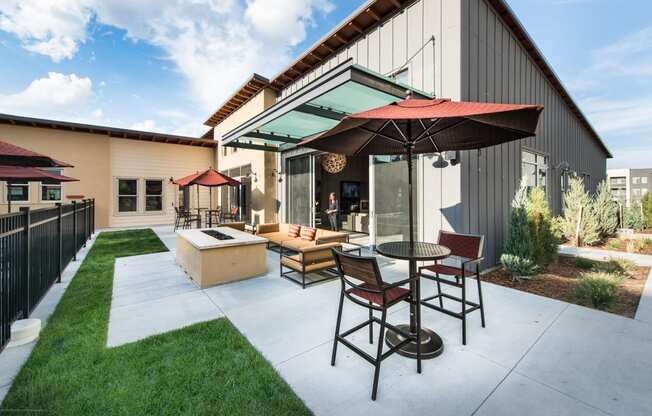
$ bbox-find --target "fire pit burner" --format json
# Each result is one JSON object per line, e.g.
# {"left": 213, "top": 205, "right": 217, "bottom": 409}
{"left": 201, "top": 229, "right": 235, "bottom": 241}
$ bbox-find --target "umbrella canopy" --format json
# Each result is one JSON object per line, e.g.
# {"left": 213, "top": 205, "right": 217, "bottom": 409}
{"left": 0, "top": 139, "right": 74, "bottom": 167}
{"left": 299, "top": 97, "right": 543, "bottom": 249}
{"left": 173, "top": 168, "right": 240, "bottom": 187}
{"left": 0, "top": 165, "right": 79, "bottom": 183}
{"left": 299, "top": 98, "right": 543, "bottom": 156}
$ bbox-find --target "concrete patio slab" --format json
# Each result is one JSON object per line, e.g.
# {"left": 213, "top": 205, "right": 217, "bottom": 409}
{"left": 475, "top": 371, "right": 609, "bottom": 416}
{"left": 515, "top": 304, "right": 652, "bottom": 416}
{"left": 276, "top": 331, "right": 509, "bottom": 416}
{"left": 635, "top": 269, "right": 652, "bottom": 323}
{"left": 107, "top": 290, "right": 222, "bottom": 347}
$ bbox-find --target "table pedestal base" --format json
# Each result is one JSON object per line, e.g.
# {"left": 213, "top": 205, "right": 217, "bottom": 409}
{"left": 385, "top": 325, "right": 443, "bottom": 359}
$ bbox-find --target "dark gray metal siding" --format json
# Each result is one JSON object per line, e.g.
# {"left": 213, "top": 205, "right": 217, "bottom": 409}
{"left": 460, "top": 0, "right": 608, "bottom": 267}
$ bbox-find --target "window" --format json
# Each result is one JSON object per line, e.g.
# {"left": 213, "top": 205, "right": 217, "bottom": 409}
{"left": 7, "top": 181, "right": 29, "bottom": 202}
{"left": 145, "top": 179, "right": 163, "bottom": 211}
{"left": 633, "top": 177, "right": 640, "bottom": 184}
{"left": 642, "top": 188, "right": 649, "bottom": 196}
{"left": 222, "top": 145, "right": 227, "bottom": 157}
{"left": 633, "top": 188, "right": 641, "bottom": 196}
{"left": 41, "top": 168, "right": 63, "bottom": 201}
{"left": 118, "top": 179, "right": 138, "bottom": 212}
{"left": 521, "top": 150, "right": 547, "bottom": 192}
{"left": 642, "top": 177, "right": 648, "bottom": 184}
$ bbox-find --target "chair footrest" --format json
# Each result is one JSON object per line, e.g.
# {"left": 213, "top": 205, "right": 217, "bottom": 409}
{"left": 420, "top": 295, "right": 481, "bottom": 319}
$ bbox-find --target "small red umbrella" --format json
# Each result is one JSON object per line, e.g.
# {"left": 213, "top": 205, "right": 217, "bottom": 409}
{"left": 173, "top": 168, "right": 240, "bottom": 214}
{"left": 0, "top": 139, "right": 73, "bottom": 167}
{"left": 0, "top": 165, "right": 79, "bottom": 213}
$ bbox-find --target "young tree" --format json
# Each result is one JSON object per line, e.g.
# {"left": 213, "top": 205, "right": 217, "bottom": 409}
{"left": 501, "top": 179, "right": 537, "bottom": 278}
{"left": 642, "top": 192, "right": 652, "bottom": 229}
{"left": 624, "top": 203, "right": 646, "bottom": 230}
{"left": 593, "top": 180, "right": 619, "bottom": 239}
{"left": 560, "top": 176, "right": 599, "bottom": 246}
{"left": 526, "top": 186, "right": 558, "bottom": 268}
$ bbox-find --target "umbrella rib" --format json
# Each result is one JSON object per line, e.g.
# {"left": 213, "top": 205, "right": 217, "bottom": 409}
{"left": 354, "top": 120, "right": 392, "bottom": 156}
{"left": 390, "top": 120, "right": 408, "bottom": 142}
{"left": 358, "top": 126, "right": 406, "bottom": 146}
{"left": 417, "top": 118, "right": 469, "bottom": 143}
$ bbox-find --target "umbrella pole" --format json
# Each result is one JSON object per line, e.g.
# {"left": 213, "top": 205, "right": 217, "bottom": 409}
{"left": 406, "top": 142, "right": 415, "bottom": 250}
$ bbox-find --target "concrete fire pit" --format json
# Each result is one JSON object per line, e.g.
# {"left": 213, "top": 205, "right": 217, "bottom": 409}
{"left": 175, "top": 227, "right": 268, "bottom": 288}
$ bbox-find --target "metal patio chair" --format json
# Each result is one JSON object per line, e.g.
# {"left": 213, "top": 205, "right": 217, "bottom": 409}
{"left": 418, "top": 230, "right": 485, "bottom": 345}
{"left": 331, "top": 249, "right": 421, "bottom": 400}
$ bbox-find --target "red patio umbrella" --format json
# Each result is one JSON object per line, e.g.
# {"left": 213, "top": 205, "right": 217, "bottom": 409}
{"left": 0, "top": 139, "right": 73, "bottom": 167}
{"left": 300, "top": 98, "right": 544, "bottom": 247}
{"left": 173, "top": 168, "right": 240, "bottom": 217}
{"left": 0, "top": 165, "right": 79, "bottom": 213}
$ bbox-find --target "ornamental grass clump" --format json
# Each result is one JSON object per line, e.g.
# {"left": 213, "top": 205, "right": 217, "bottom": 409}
{"left": 594, "top": 258, "right": 636, "bottom": 279}
{"left": 574, "top": 257, "right": 594, "bottom": 270}
{"left": 573, "top": 272, "right": 620, "bottom": 309}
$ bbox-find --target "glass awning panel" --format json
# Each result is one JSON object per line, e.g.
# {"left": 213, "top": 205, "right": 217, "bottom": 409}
{"left": 222, "top": 60, "right": 432, "bottom": 152}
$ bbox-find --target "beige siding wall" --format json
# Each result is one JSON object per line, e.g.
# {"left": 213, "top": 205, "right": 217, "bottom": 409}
{"left": 215, "top": 88, "right": 279, "bottom": 224}
{"left": 459, "top": 0, "right": 609, "bottom": 266}
{"left": 0, "top": 125, "right": 112, "bottom": 227}
{"left": 109, "top": 138, "right": 213, "bottom": 228}
{"left": 0, "top": 124, "right": 214, "bottom": 228}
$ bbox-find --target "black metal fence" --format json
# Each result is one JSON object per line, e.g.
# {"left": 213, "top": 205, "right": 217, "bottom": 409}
{"left": 0, "top": 199, "right": 95, "bottom": 351}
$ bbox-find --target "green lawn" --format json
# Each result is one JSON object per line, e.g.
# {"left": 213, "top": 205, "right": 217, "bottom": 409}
{"left": 1, "top": 229, "right": 310, "bottom": 415}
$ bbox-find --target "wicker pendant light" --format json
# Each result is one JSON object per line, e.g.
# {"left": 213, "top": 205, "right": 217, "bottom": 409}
{"left": 321, "top": 153, "right": 347, "bottom": 174}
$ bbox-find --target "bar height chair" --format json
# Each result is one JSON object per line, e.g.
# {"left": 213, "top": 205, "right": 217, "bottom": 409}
{"left": 331, "top": 249, "right": 421, "bottom": 400}
{"left": 418, "top": 231, "right": 485, "bottom": 345}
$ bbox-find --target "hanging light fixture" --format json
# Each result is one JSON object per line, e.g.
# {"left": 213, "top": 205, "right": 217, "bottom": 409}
{"left": 321, "top": 153, "right": 347, "bottom": 174}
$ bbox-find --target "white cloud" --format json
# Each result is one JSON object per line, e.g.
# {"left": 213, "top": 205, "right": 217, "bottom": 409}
{"left": 0, "top": 0, "right": 335, "bottom": 112}
{"left": 0, "top": 0, "right": 93, "bottom": 61}
{"left": 581, "top": 96, "right": 652, "bottom": 138}
{"left": 608, "top": 145, "right": 652, "bottom": 169}
{"left": 0, "top": 72, "right": 94, "bottom": 118}
{"left": 130, "top": 119, "right": 158, "bottom": 131}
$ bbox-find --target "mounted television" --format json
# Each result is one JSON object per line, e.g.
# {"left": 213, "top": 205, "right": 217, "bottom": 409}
{"left": 341, "top": 181, "right": 360, "bottom": 199}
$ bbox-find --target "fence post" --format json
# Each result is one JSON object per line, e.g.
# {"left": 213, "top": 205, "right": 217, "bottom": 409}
{"left": 72, "top": 200, "right": 77, "bottom": 261}
{"left": 83, "top": 199, "right": 88, "bottom": 247}
{"left": 19, "top": 207, "right": 31, "bottom": 317}
{"left": 56, "top": 202, "right": 63, "bottom": 283}
{"left": 92, "top": 198, "right": 95, "bottom": 235}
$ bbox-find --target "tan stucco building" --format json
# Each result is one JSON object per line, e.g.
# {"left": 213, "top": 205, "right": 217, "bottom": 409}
{"left": 0, "top": 114, "right": 215, "bottom": 228}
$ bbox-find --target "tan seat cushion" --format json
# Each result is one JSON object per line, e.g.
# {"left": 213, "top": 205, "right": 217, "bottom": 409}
{"left": 281, "top": 255, "right": 336, "bottom": 273}
{"left": 282, "top": 238, "right": 316, "bottom": 251}
{"left": 260, "top": 232, "right": 295, "bottom": 245}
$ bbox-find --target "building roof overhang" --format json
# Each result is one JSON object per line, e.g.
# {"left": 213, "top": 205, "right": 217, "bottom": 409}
{"left": 221, "top": 59, "right": 431, "bottom": 152}
{"left": 0, "top": 113, "right": 216, "bottom": 148}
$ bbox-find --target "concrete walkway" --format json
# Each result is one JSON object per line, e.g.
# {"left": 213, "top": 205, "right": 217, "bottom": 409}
{"left": 560, "top": 245, "right": 652, "bottom": 325}
{"left": 102, "top": 227, "right": 652, "bottom": 416}
{"left": 0, "top": 233, "right": 99, "bottom": 404}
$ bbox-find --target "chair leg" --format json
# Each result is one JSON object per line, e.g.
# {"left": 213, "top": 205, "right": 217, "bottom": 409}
{"left": 477, "top": 272, "right": 486, "bottom": 328}
{"left": 371, "top": 308, "right": 387, "bottom": 401}
{"left": 301, "top": 270, "right": 306, "bottom": 289}
{"left": 416, "top": 280, "right": 422, "bottom": 374}
{"left": 461, "top": 276, "right": 467, "bottom": 346}
{"left": 331, "top": 289, "right": 345, "bottom": 366}
{"left": 436, "top": 272, "right": 443, "bottom": 308}
{"left": 368, "top": 301, "right": 373, "bottom": 344}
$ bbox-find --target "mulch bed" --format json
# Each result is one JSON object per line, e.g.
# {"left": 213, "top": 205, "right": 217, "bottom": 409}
{"left": 593, "top": 238, "right": 652, "bottom": 255}
{"left": 483, "top": 255, "right": 650, "bottom": 318}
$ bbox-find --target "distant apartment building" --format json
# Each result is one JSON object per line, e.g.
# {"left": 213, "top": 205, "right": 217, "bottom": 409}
{"left": 607, "top": 168, "right": 652, "bottom": 206}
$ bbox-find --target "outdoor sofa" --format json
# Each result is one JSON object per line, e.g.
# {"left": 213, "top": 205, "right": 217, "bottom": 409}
{"left": 256, "top": 223, "right": 347, "bottom": 288}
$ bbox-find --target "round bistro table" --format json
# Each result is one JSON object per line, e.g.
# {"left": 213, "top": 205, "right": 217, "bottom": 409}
{"left": 376, "top": 241, "right": 451, "bottom": 359}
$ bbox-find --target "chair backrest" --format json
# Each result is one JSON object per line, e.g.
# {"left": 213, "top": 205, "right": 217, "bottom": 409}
{"left": 332, "top": 249, "right": 384, "bottom": 289}
{"left": 438, "top": 231, "right": 484, "bottom": 260}
{"left": 231, "top": 206, "right": 238, "bottom": 215}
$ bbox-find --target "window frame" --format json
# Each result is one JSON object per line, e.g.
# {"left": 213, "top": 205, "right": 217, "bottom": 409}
{"left": 39, "top": 168, "right": 64, "bottom": 203}
{"left": 521, "top": 148, "right": 549, "bottom": 194}
{"left": 144, "top": 178, "right": 165, "bottom": 213}
{"left": 6, "top": 181, "right": 30, "bottom": 203}
{"left": 115, "top": 177, "right": 140, "bottom": 215}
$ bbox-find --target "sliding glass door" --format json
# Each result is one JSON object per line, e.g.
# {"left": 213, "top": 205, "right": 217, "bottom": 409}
{"left": 286, "top": 155, "right": 313, "bottom": 226}
{"left": 372, "top": 155, "right": 419, "bottom": 245}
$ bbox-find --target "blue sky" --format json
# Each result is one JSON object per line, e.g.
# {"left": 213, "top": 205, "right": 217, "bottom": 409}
{"left": 0, "top": 0, "right": 650, "bottom": 168}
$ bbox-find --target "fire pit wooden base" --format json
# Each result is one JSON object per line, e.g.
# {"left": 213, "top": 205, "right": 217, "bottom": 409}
{"left": 176, "top": 227, "right": 268, "bottom": 288}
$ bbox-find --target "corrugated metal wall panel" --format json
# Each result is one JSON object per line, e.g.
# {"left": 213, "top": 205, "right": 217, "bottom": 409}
{"left": 461, "top": 0, "right": 608, "bottom": 267}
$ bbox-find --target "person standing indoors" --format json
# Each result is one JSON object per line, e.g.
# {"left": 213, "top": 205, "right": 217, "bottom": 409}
{"left": 326, "top": 192, "right": 339, "bottom": 231}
